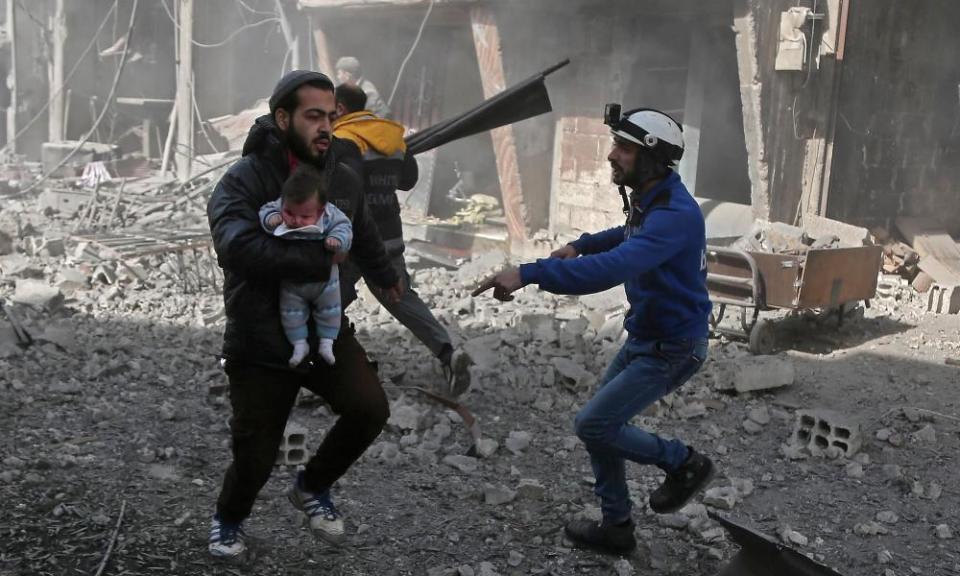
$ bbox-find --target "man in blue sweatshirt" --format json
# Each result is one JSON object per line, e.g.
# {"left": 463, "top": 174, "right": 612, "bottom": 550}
{"left": 473, "top": 106, "right": 714, "bottom": 554}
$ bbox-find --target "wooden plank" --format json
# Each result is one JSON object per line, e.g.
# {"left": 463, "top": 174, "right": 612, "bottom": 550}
{"left": 311, "top": 21, "right": 333, "bottom": 76}
{"left": 797, "top": 246, "right": 882, "bottom": 309}
{"left": 469, "top": 6, "right": 528, "bottom": 245}
{"left": 5, "top": 0, "right": 17, "bottom": 152}
{"left": 895, "top": 217, "right": 960, "bottom": 285}
{"left": 175, "top": 0, "right": 195, "bottom": 182}
{"left": 48, "top": 0, "right": 66, "bottom": 142}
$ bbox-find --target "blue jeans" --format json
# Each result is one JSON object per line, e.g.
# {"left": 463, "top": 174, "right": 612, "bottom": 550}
{"left": 574, "top": 337, "right": 708, "bottom": 522}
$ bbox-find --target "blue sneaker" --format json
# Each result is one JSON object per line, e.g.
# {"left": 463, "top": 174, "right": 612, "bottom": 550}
{"left": 208, "top": 515, "right": 247, "bottom": 559}
{"left": 287, "top": 474, "right": 345, "bottom": 544}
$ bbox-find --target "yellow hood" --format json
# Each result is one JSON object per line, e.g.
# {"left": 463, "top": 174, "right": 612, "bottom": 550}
{"left": 333, "top": 111, "right": 407, "bottom": 156}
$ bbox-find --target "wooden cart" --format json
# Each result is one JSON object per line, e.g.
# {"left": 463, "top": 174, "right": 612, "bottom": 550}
{"left": 706, "top": 245, "right": 884, "bottom": 354}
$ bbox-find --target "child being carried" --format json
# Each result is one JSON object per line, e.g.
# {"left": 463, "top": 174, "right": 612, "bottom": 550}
{"left": 259, "top": 164, "right": 352, "bottom": 367}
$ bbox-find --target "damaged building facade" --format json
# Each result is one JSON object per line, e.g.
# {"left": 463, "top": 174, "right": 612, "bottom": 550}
{"left": 1, "top": 0, "right": 959, "bottom": 247}
{"left": 296, "top": 0, "right": 960, "bottom": 253}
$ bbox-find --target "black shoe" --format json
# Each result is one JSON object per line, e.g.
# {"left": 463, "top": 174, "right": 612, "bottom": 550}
{"left": 649, "top": 447, "right": 715, "bottom": 514}
{"left": 564, "top": 518, "right": 636, "bottom": 555}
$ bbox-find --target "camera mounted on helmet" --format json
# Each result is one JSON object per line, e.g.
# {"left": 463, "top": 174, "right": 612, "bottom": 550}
{"left": 602, "top": 104, "right": 684, "bottom": 165}
{"left": 603, "top": 103, "right": 623, "bottom": 129}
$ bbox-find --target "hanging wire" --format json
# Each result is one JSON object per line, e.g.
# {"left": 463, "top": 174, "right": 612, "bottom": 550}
{"left": 14, "top": 0, "right": 141, "bottom": 197}
{"left": 387, "top": 0, "right": 435, "bottom": 108}
{"left": 1, "top": 0, "right": 120, "bottom": 155}
{"left": 159, "top": 0, "right": 280, "bottom": 49}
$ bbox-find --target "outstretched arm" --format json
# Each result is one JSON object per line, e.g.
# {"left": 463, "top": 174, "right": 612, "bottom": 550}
{"left": 521, "top": 208, "right": 688, "bottom": 295}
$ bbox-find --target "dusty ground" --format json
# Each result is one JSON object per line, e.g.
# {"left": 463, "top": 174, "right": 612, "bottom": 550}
{"left": 1, "top": 206, "right": 959, "bottom": 576}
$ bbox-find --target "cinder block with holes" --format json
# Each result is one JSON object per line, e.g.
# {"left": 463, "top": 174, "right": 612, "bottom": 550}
{"left": 927, "top": 284, "right": 960, "bottom": 315}
{"left": 792, "top": 409, "right": 862, "bottom": 457}
{"left": 276, "top": 421, "right": 309, "bottom": 466}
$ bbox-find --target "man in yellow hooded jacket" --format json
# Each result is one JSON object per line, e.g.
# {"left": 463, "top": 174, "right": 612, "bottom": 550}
{"left": 333, "top": 83, "right": 472, "bottom": 395}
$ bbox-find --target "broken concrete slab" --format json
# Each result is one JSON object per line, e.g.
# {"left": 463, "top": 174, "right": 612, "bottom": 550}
{"left": 462, "top": 334, "right": 502, "bottom": 372}
{"left": 713, "top": 355, "right": 795, "bottom": 393}
{"left": 552, "top": 357, "right": 593, "bottom": 388}
{"left": 12, "top": 280, "right": 64, "bottom": 310}
{"left": 504, "top": 431, "right": 532, "bottom": 455}
{"left": 389, "top": 402, "right": 425, "bottom": 431}
{"left": 0, "top": 253, "right": 42, "bottom": 278}
{"left": 456, "top": 251, "right": 509, "bottom": 287}
{"left": 442, "top": 454, "right": 479, "bottom": 474}
{"left": 474, "top": 438, "right": 499, "bottom": 458}
{"left": 704, "top": 486, "right": 740, "bottom": 510}
{"left": 482, "top": 484, "right": 517, "bottom": 506}
{"left": 516, "top": 478, "right": 545, "bottom": 500}
{"left": 803, "top": 213, "right": 872, "bottom": 247}
{"left": 56, "top": 267, "right": 89, "bottom": 294}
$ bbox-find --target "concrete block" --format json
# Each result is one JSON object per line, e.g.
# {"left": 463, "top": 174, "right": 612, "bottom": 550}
{"left": 276, "top": 421, "right": 308, "bottom": 466}
{"left": 792, "top": 409, "right": 862, "bottom": 457}
{"left": 926, "top": 284, "right": 960, "bottom": 315}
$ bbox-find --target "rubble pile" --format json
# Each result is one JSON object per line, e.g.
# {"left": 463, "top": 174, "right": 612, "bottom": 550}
{"left": 1, "top": 170, "right": 958, "bottom": 574}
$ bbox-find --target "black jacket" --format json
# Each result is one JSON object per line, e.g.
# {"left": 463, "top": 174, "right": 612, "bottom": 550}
{"left": 337, "top": 142, "right": 418, "bottom": 254}
{"left": 207, "top": 114, "right": 398, "bottom": 368}
{"left": 333, "top": 111, "right": 418, "bottom": 255}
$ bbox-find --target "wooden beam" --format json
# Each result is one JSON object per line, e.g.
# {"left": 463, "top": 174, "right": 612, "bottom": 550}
{"left": 48, "top": 0, "right": 66, "bottom": 142}
{"left": 732, "top": 0, "right": 770, "bottom": 221}
{"left": 176, "top": 0, "right": 194, "bottom": 181}
{"left": 679, "top": 28, "right": 707, "bottom": 196}
{"left": 469, "top": 6, "right": 528, "bottom": 244}
{"left": 5, "top": 0, "right": 17, "bottom": 152}
{"left": 275, "top": 0, "right": 300, "bottom": 71}
{"left": 311, "top": 20, "right": 333, "bottom": 75}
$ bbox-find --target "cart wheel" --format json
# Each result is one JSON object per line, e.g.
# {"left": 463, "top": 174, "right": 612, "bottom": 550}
{"left": 749, "top": 319, "right": 776, "bottom": 355}
{"left": 709, "top": 303, "right": 726, "bottom": 330}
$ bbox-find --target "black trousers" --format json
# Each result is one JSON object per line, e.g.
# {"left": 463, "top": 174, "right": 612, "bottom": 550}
{"left": 215, "top": 321, "right": 390, "bottom": 524}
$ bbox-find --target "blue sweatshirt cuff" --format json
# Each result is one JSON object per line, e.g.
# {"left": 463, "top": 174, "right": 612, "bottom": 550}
{"left": 569, "top": 237, "right": 591, "bottom": 255}
{"left": 519, "top": 262, "right": 540, "bottom": 286}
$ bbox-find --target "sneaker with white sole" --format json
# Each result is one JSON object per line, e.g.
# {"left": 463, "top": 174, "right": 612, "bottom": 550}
{"left": 287, "top": 474, "right": 345, "bottom": 544}
{"left": 441, "top": 348, "right": 473, "bottom": 397}
{"left": 208, "top": 515, "right": 247, "bottom": 560}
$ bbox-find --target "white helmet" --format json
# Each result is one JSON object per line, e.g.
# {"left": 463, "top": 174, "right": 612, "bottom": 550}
{"left": 606, "top": 106, "right": 684, "bottom": 164}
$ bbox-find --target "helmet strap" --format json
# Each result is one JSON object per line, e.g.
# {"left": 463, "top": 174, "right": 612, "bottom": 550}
{"left": 618, "top": 185, "right": 630, "bottom": 217}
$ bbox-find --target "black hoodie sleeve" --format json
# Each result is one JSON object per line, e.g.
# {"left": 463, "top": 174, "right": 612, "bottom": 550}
{"left": 207, "top": 162, "right": 333, "bottom": 282}
{"left": 336, "top": 163, "right": 399, "bottom": 289}
{"left": 399, "top": 149, "right": 419, "bottom": 192}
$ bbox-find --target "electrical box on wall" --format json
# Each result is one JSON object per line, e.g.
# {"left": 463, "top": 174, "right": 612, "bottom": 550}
{"left": 775, "top": 7, "right": 811, "bottom": 71}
